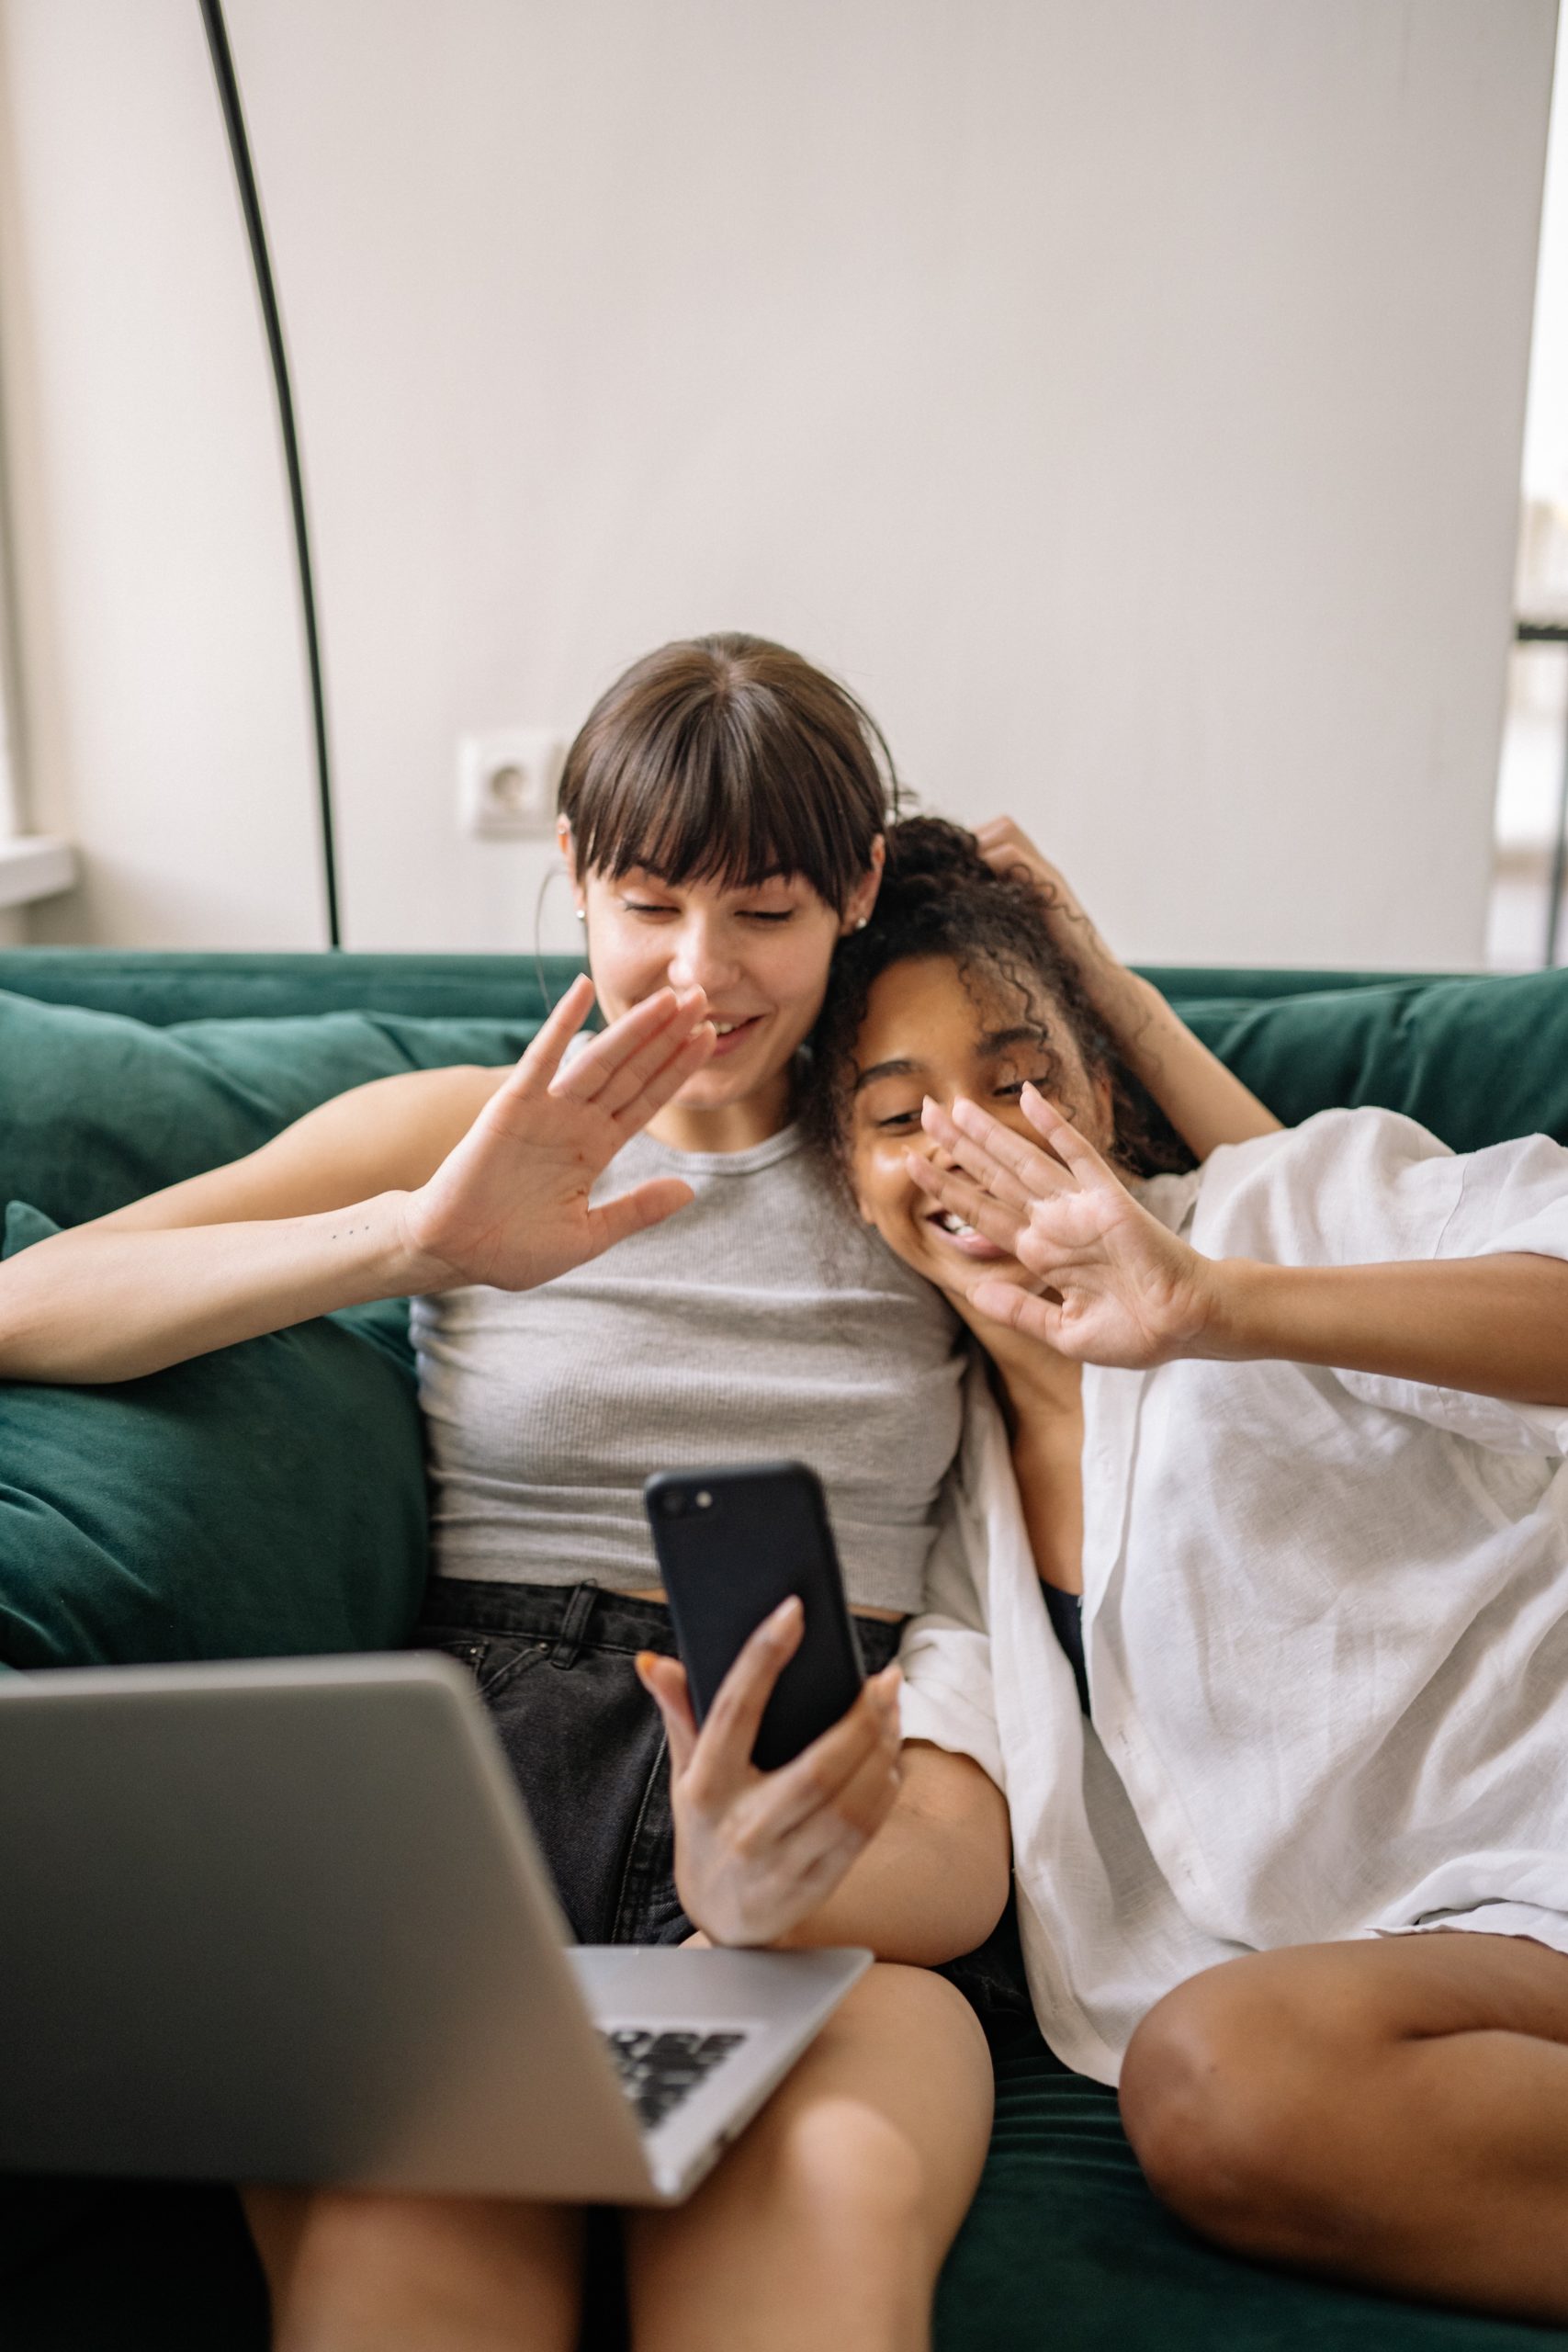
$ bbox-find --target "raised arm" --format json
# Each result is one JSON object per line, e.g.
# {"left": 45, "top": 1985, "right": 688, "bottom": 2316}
{"left": 976, "top": 817, "right": 1280, "bottom": 1157}
{"left": 0, "top": 978, "right": 714, "bottom": 1385}
{"left": 914, "top": 1087, "right": 1568, "bottom": 1410}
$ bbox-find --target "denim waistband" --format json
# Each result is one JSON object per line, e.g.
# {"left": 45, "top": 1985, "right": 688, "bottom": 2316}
{"left": 415, "top": 1574, "right": 903, "bottom": 1672}
{"left": 415, "top": 1575, "right": 679, "bottom": 1657}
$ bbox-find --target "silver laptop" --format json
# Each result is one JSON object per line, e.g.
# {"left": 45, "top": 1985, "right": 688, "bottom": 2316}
{"left": 0, "top": 1653, "right": 870, "bottom": 2204}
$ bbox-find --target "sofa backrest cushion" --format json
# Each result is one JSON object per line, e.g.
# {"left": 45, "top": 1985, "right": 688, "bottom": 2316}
{"left": 0, "top": 990, "right": 551, "bottom": 1677}
{"left": 0, "top": 1204, "right": 428, "bottom": 1674}
{"left": 0, "top": 991, "right": 540, "bottom": 1228}
{"left": 5, "top": 965, "right": 1568, "bottom": 1233}
{"left": 3, "top": 960, "right": 1566, "bottom": 1678}
{"left": 1175, "top": 967, "right": 1568, "bottom": 1153}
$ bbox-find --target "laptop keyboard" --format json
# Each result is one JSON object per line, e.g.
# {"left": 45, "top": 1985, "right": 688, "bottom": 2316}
{"left": 601, "top": 2027, "right": 750, "bottom": 2132}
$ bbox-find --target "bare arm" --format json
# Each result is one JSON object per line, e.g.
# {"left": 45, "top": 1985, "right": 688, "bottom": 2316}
{"left": 0, "top": 978, "right": 714, "bottom": 1385}
{"left": 1200, "top": 1252, "right": 1568, "bottom": 1408}
{"left": 639, "top": 1602, "right": 1010, "bottom": 1963}
{"left": 916, "top": 1087, "right": 1568, "bottom": 1409}
{"left": 771, "top": 1743, "right": 1010, "bottom": 1965}
{"left": 0, "top": 1183, "right": 438, "bottom": 1386}
{"left": 976, "top": 817, "right": 1281, "bottom": 1157}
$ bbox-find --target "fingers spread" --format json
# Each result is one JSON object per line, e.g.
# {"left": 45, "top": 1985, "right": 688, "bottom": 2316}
{"left": 547, "top": 984, "right": 702, "bottom": 1106}
{"left": 566, "top": 988, "right": 710, "bottom": 1119}
{"left": 906, "top": 1154, "right": 1026, "bottom": 1253}
{"left": 917, "top": 1096, "right": 1040, "bottom": 1213}
{"left": 608, "top": 1024, "right": 717, "bottom": 1135}
{"left": 503, "top": 972, "right": 596, "bottom": 1096}
{"left": 1020, "top": 1085, "right": 1112, "bottom": 1183}
{"left": 921, "top": 1095, "right": 1066, "bottom": 1213}
{"left": 949, "top": 1095, "right": 1075, "bottom": 1197}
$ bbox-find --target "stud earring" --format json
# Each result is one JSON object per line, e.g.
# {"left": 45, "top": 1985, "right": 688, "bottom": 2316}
{"left": 575, "top": 907, "right": 586, "bottom": 923}
{"left": 855, "top": 916, "right": 868, "bottom": 931}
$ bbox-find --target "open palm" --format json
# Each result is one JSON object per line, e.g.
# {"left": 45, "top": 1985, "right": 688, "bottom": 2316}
{"left": 910, "top": 1089, "right": 1216, "bottom": 1367}
{"left": 401, "top": 975, "right": 714, "bottom": 1294}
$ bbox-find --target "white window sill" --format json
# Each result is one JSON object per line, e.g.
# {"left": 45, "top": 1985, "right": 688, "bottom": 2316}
{"left": 0, "top": 834, "right": 75, "bottom": 910}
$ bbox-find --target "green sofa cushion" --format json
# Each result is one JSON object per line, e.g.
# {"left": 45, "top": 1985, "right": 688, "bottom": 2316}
{"left": 0, "top": 1204, "right": 428, "bottom": 1672}
{"left": 1175, "top": 967, "right": 1568, "bottom": 1152}
{"left": 0, "top": 948, "right": 576, "bottom": 1028}
{"left": 4, "top": 960, "right": 1567, "bottom": 1229}
{"left": 933, "top": 2026, "right": 1563, "bottom": 2348}
{"left": 0, "top": 989, "right": 545, "bottom": 1230}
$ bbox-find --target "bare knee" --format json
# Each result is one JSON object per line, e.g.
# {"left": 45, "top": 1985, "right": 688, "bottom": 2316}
{"left": 832, "top": 1964, "right": 993, "bottom": 2222}
{"left": 772, "top": 2094, "right": 928, "bottom": 2242}
{"left": 739, "top": 1963, "right": 990, "bottom": 2251}
{"left": 244, "top": 2186, "right": 582, "bottom": 2352}
{"left": 1120, "top": 1967, "right": 1349, "bottom": 2262}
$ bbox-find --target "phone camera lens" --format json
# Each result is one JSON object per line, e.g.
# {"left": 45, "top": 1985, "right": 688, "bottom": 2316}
{"left": 661, "top": 1491, "right": 686, "bottom": 1517}
{"left": 695, "top": 1490, "right": 713, "bottom": 1510}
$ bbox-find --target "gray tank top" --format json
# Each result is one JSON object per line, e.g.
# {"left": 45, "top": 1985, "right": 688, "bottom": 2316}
{"left": 411, "top": 1123, "right": 964, "bottom": 1614}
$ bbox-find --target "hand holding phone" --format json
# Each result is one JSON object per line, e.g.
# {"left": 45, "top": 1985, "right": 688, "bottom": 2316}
{"left": 642, "top": 1462, "right": 864, "bottom": 1770}
{"left": 634, "top": 1594, "right": 904, "bottom": 1949}
{"left": 637, "top": 1461, "right": 903, "bottom": 1948}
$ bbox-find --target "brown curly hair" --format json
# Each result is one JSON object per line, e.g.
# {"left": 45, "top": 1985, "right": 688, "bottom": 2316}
{"left": 803, "top": 816, "right": 1191, "bottom": 1185}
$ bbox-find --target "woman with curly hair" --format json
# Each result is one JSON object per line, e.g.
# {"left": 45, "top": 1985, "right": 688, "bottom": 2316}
{"left": 811, "top": 815, "right": 1568, "bottom": 2328}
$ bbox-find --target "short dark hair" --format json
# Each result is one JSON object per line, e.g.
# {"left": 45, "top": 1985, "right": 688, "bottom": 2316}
{"left": 558, "top": 634, "right": 895, "bottom": 914}
{"left": 804, "top": 816, "right": 1191, "bottom": 1182}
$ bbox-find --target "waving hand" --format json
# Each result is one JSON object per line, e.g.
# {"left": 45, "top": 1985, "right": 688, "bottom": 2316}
{"left": 400, "top": 975, "right": 715, "bottom": 1293}
{"left": 910, "top": 1086, "right": 1218, "bottom": 1366}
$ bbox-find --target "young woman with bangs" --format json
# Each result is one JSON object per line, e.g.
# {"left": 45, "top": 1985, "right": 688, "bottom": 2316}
{"left": 0, "top": 638, "right": 1266, "bottom": 2350}
{"left": 808, "top": 816, "right": 1568, "bottom": 2329}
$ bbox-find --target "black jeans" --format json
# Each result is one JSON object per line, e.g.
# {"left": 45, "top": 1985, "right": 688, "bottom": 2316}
{"left": 412, "top": 1573, "right": 1031, "bottom": 2015}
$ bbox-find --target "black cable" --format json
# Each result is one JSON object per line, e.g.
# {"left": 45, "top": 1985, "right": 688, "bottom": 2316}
{"left": 198, "top": 0, "right": 342, "bottom": 947}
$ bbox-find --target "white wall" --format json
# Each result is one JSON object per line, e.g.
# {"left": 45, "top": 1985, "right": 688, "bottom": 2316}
{"left": 0, "top": 0, "right": 1555, "bottom": 967}
{"left": 1525, "top": 28, "right": 1568, "bottom": 512}
{"left": 0, "top": 0, "right": 322, "bottom": 946}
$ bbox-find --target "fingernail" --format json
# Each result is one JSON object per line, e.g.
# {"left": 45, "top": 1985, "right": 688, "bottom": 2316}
{"left": 634, "top": 1650, "right": 658, "bottom": 1684}
{"left": 769, "top": 1596, "right": 803, "bottom": 1634}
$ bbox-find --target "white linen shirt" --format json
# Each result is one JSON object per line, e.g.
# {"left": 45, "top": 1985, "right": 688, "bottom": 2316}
{"left": 896, "top": 1107, "right": 1568, "bottom": 2086}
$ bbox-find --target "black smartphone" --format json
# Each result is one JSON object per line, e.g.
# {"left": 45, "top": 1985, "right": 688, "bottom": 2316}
{"left": 642, "top": 1462, "right": 866, "bottom": 1772}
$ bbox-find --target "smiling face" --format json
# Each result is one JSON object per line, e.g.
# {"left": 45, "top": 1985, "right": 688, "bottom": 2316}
{"left": 553, "top": 637, "right": 895, "bottom": 1149}
{"left": 848, "top": 953, "right": 1113, "bottom": 1306}
{"left": 570, "top": 845, "right": 881, "bottom": 1151}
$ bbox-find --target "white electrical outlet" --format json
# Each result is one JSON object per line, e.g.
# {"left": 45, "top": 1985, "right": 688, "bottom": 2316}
{"left": 457, "top": 729, "right": 568, "bottom": 840}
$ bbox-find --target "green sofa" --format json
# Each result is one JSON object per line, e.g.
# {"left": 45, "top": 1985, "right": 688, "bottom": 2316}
{"left": 4, "top": 944, "right": 1567, "bottom": 2352}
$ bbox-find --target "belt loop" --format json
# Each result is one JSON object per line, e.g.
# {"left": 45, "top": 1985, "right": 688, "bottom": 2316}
{"left": 548, "top": 1579, "right": 600, "bottom": 1670}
